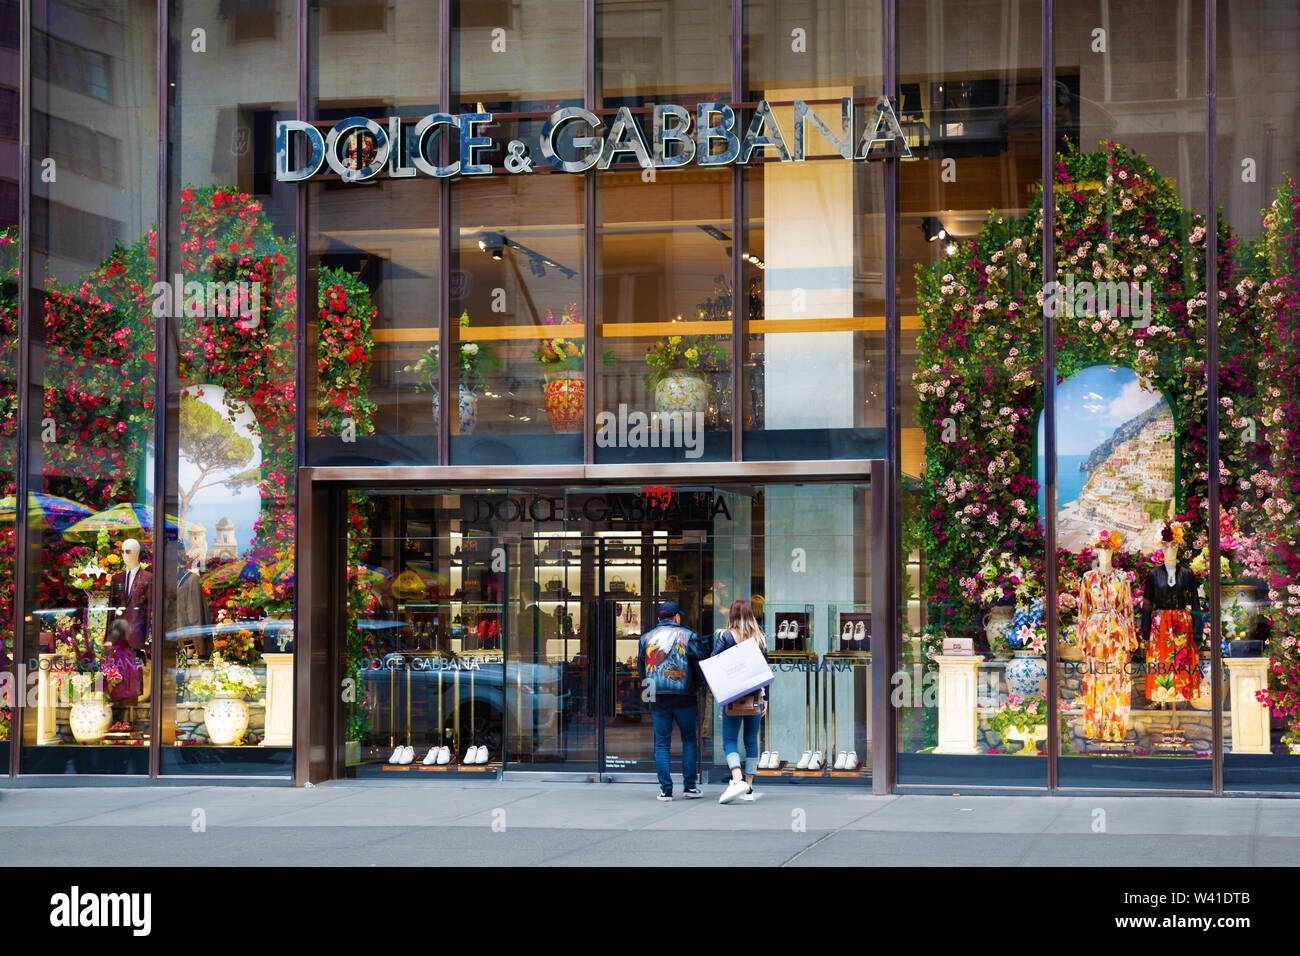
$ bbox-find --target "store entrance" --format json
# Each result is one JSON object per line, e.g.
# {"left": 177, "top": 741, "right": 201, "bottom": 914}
{"left": 338, "top": 481, "right": 873, "bottom": 784}
{"left": 512, "top": 532, "right": 708, "bottom": 777}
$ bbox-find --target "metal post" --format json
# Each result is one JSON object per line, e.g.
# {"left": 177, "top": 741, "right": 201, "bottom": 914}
{"left": 1041, "top": 0, "right": 1059, "bottom": 790}
{"left": 730, "top": 0, "right": 744, "bottom": 462}
{"left": 10, "top": 0, "right": 32, "bottom": 778}
{"left": 147, "top": 0, "right": 172, "bottom": 777}
{"left": 583, "top": 0, "right": 596, "bottom": 464}
{"left": 1205, "top": 0, "right": 1222, "bottom": 795}
{"left": 438, "top": 0, "right": 452, "bottom": 466}
{"left": 876, "top": 0, "right": 899, "bottom": 795}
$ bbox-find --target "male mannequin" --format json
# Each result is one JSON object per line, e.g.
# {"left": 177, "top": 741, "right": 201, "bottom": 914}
{"left": 177, "top": 547, "right": 213, "bottom": 656}
{"left": 107, "top": 538, "right": 152, "bottom": 649}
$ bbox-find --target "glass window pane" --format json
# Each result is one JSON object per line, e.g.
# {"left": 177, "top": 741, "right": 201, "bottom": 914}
{"left": 160, "top": 0, "right": 297, "bottom": 774}
{"left": 1052, "top": 0, "right": 1210, "bottom": 789}
{"left": 896, "top": 0, "right": 1047, "bottom": 786}
{"left": 22, "top": 1, "right": 157, "bottom": 771}
{"left": 742, "top": 0, "right": 885, "bottom": 460}
{"left": 1215, "top": 0, "right": 1300, "bottom": 790}
{"left": 306, "top": 1, "right": 440, "bottom": 468}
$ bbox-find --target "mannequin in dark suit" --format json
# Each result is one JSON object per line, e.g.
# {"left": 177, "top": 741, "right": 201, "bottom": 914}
{"left": 177, "top": 549, "right": 213, "bottom": 656}
{"left": 107, "top": 537, "right": 152, "bottom": 649}
{"left": 105, "top": 537, "right": 150, "bottom": 704}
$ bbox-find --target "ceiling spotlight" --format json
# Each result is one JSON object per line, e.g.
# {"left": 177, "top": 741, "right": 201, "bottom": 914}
{"left": 479, "top": 231, "right": 505, "bottom": 260}
{"left": 921, "top": 216, "right": 948, "bottom": 243}
{"left": 945, "top": 242, "right": 958, "bottom": 255}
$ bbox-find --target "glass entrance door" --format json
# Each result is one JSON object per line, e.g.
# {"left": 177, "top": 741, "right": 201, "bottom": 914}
{"left": 597, "top": 535, "right": 709, "bottom": 778}
{"left": 505, "top": 533, "right": 598, "bottom": 770}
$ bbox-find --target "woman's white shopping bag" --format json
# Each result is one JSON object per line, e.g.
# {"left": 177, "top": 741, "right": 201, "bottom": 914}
{"left": 699, "top": 638, "right": 775, "bottom": 706}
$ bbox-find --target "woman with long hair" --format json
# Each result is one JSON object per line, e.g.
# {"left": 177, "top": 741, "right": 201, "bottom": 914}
{"left": 713, "top": 599, "right": 768, "bottom": 805}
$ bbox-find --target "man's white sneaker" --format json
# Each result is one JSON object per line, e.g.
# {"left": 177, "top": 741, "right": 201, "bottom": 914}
{"left": 846, "top": 750, "right": 860, "bottom": 770}
{"left": 422, "top": 747, "right": 439, "bottom": 765}
{"left": 808, "top": 751, "right": 824, "bottom": 771}
{"left": 718, "top": 778, "right": 749, "bottom": 805}
{"left": 795, "top": 750, "right": 812, "bottom": 770}
{"left": 758, "top": 751, "right": 772, "bottom": 769}
{"left": 833, "top": 750, "right": 848, "bottom": 770}
{"left": 436, "top": 746, "right": 451, "bottom": 765}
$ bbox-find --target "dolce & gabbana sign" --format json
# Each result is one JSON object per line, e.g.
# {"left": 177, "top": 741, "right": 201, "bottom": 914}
{"left": 275, "top": 97, "right": 911, "bottom": 183}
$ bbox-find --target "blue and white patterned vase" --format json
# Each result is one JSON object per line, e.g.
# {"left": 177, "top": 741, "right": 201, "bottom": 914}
{"left": 203, "top": 695, "right": 250, "bottom": 746}
{"left": 654, "top": 370, "right": 709, "bottom": 415}
{"left": 432, "top": 384, "right": 479, "bottom": 435}
{"left": 69, "top": 693, "right": 112, "bottom": 743}
{"left": 1005, "top": 651, "right": 1048, "bottom": 697}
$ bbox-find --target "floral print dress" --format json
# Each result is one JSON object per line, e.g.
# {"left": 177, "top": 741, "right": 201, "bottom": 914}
{"left": 1077, "top": 568, "right": 1139, "bottom": 740}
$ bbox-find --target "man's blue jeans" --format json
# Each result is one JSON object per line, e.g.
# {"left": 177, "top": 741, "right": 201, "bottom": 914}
{"left": 651, "top": 701, "right": 698, "bottom": 794}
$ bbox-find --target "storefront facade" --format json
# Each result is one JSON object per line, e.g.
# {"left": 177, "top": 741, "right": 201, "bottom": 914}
{"left": 3, "top": 0, "right": 1299, "bottom": 794}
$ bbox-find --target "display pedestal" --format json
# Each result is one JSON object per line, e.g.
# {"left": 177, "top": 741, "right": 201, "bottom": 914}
{"left": 259, "top": 652, "right": 294, "bottom": 747}
{"left": 36, "top": 652, "right": 61, "bottom": 745}
{"left": 1226, "top": 657, "right": 1270, "bottom": 754}
{"left": 934, "top": 654, "right": 982, "bottom": 754}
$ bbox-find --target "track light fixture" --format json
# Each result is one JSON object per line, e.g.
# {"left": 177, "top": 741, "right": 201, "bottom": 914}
{"left": 921, "top": 216, "right": 948, "bottom": 243}
{"left": 478, "top": 231, "right": 505, "bottom": 259}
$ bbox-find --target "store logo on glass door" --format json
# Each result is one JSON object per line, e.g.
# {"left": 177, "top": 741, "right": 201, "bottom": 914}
{"left": 275, "top": 98, "right": 911, "bottom": 182}
{"left": 466, "top": 491, "right": 731, "bottom": 524}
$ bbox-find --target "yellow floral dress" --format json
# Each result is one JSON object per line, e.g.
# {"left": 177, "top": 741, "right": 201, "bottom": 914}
{"left": 1077, "top": 569, "right": 1139, "bottom": 740}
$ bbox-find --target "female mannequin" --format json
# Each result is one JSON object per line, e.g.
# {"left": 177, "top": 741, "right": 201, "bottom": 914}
{"left": 1141, "top": 522, "right": 1203, "bottom": 707}
{"left": 1077, "top": 529, "right": 1139, "bottom": 742}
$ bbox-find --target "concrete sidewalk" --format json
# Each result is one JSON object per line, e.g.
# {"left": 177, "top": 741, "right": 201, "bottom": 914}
{"left": 1, "top": 781, "right": 1296, "bottom": 865}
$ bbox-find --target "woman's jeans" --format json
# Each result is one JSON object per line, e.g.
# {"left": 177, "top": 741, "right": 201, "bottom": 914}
{"left": 721, "top": 712, "right": 762, "bottom": 777}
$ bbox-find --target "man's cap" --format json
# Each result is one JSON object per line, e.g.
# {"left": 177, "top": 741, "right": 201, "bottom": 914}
{"left": 657, "top": 601, "right": 681, "bottom": 620}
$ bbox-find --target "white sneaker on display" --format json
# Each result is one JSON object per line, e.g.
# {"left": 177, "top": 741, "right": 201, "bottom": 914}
{"left": 400, "top": 746, "right": 415, "bottom": 765}
{"left": 846, "top": 750, "right": 860, "bottom": 770}
{"left": 808, "top": 751, "right": 824, "bottom": 771}
{"left": 758, "top": 751, "right": 772, "bottom": 769}
{"left": 769, "top": 751, "right": 780, "bottom": 768}
{"left": 795, "top": 750, "right": 812, "bottom": 770}
{"left": 834, "top": 751, "right": 847, "bottom": 770}
{"left": 388, "top": 747, "right": 402, "bottom": 765}
{"left": 718, "top": 778, "right": 749, "bottom": 805}
{"left": 422, "top": 747, "right": 439, "bottom": 766}
{"left": 463, "top": 746, "right": 476, "bottom": 765}
{"left": 476, "top": 746, "right": 490, "bottom": 764}
{"left": 437, "top": 746, "right": 451, "bottom": 765}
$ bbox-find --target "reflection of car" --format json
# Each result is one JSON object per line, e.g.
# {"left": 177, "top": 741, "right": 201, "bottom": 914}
{"left": 358, "top": 649, "right": 566, "bottom": 755}
{"left": 165, "top": 620, "right": 294, "bottom": 656}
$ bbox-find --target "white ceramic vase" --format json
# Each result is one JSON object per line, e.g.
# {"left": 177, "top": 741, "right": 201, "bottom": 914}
{"left": 69, "top": 693, "right": 112, "bottom": 743}
{"left": 203, "top": 695, "right": 250, "bottom": 745}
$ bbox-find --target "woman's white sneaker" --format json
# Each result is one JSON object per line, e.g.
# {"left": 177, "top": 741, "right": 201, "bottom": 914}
{"left": 718, "top": 778, "right": 749, "bottom": 805}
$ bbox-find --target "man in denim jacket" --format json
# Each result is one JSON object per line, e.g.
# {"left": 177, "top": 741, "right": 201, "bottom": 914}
{"left": 638, "top": 601, "right": 709, "bottom": 801}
